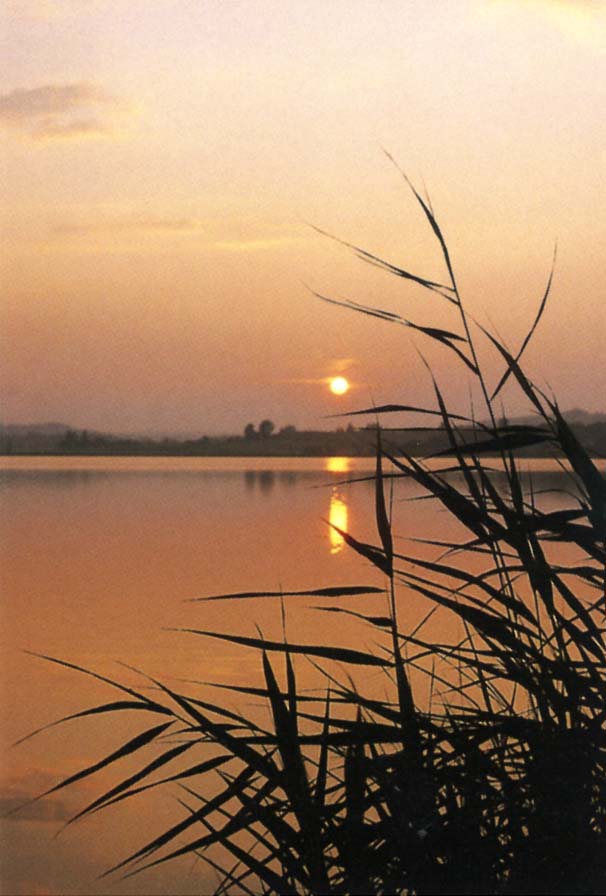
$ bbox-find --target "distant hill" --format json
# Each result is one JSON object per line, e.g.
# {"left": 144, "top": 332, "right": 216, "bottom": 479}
{"left": 0, "top": 422, "right": 71, "bottom": 453}
{"left": 505, "top": 409, "right": 606, "bottom": 427}
{"left": 0, "top": 422, "right": 72, "bottom": 435}
{"left": 559, "top": 408, "right": 606, "bottom": 425}
{"left": 0, "top": 422, "right": 98, "bottom": 453}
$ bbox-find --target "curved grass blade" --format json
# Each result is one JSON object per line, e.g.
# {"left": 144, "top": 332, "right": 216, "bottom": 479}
{"left": 550, "top": 402, "right": 606, "bottom": 529}
{"left": 121, "top": 777, "right": 280, "bottom": 881}
{"left": 313, "top": 606, "right": 392, "bottom": 629}
{"left": 343, "top": 710, "right": 370, "bottom": 894}
{"left": 308, "top": 223, "right": 456, "bottom": 299}
{"left": 429, "top": 429, "right": 551, "bottom": 457}
{"left": 491, "top": 246, "right": 556, "bottom": 400}
{"left": 173, "top": 629, "right": 392, "bottom": 667}
{"left": 314, "top": 690, "right": 331, "bottom": 811}
{"left": 314, "top": 290, "right": 477, "bottom": 373}
{"left": 382, "top": 149, "right": 459, "bottom": 294}
{"left": 91, "top": 754, "right": 231, "bottom": 816}
{"left": 11, "top": 721, "right": 174, "bottom": 818}
{"left": 328, "top": 402, "right": 473, "bottom": 424}
{"left": 262, "top": 651, "right": 329, "bottom": 893}
{"left": 479, "top": 325, "right": 547, "bottom": 417}
{"left": 102, "top": 765, "right": 259, "bottom": 878}
{"left": 189, "top": 585, "right": 385, "bottom": 603}
{"left": 13, "top": 700, "right": 166, "bottom": 747}
{"left": 375, "top": 431, "right": 393, "bottom": 576}
{"left": 22, "top": 651, "right": 173, "bottom": 716}
{"left": 63, "top": 740, "right": 195, "bottom": 827}
{"left": 326, "top": 522, "right": 391, "bottom": 577}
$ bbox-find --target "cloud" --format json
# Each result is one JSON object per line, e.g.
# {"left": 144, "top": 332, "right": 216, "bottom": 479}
{"left": 278, "top": 358, "right": 359, "bottom": 386}
{"left": 44, "top": 209, "right": 302, "bottom": 252}
{"left": 53, "top": 216, "right": 204, "bottom": 236}
{"left": 488, "top": 0, "right": 606, "bottom": 40}
{"left": 544, "top": 0, "right": 603, "bottom": 8}
{"left": 212, "top": 237, "right": 301, "bottom": 252}
{"left": 0, "top": 768, "right": 97, "bottom": 823}
{"left": 0, "top": 83, "right": 126, "bottom": 141}
{"left": 0, "top": 793, "right": 71, "bottom": 823}
{"left": 529, "top": 1, "right": 606, "bottom": 42}
{"left": 523, "top": 0, "right": 606, "bottom": 17}
{"left": 493, "top": 0, "right": 605, "bottom": 11}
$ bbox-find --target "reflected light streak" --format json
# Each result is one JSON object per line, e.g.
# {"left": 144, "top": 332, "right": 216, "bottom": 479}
{"left": 325, "top": 456, "right": 351, "bottom": 475}
{"left": 329, "top": 489, "right": 348, "bottom": 554}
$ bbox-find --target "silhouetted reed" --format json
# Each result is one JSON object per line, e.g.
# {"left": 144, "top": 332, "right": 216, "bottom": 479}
{"left": 19, "top": 170, "right": 606, "bottom": 894}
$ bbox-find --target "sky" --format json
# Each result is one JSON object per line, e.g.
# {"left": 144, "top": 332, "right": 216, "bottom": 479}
{"left": 1, "top": 0, "right": 605, "bottom": 435}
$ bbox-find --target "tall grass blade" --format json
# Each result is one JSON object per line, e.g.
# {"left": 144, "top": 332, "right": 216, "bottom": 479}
{"left": 191, "top": 585, "right": 384, "bottom": 603}
{"left": 175, "top": 629, "right": 393, "bottom": 667}
{"left": 13, "top": 721, "right": 174, "bottom": 818}
{"left": 491, "top": 246, "right": 556, "bottom": 400}
{"left": 375, "top": 430, "right": 393, "bottom": 577}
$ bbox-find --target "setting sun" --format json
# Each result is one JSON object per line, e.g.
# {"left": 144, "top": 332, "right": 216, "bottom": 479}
{"left": 329, "top": 376, "right": 349, "bottom": 396}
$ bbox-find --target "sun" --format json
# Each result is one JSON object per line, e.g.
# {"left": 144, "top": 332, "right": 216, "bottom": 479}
{"left": 329, "top": 376, "right": 349, "bottom": 396}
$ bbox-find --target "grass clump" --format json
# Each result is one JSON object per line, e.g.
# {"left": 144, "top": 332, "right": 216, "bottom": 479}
{"left": 18, "top": 169, "right": 606, "bottom": 894}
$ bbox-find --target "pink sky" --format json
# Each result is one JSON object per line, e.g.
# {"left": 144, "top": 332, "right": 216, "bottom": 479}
{"left": 1, "top": 0, "right": 605, "bottom": 434}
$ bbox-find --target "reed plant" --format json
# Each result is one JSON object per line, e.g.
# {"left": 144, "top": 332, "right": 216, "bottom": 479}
{"left": 20, "top": 171, "right": 606, "bottom": 894}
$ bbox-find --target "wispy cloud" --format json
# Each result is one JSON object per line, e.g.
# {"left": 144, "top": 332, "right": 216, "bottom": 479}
{"left": 42, "top": 209, "right": 303, "bottom": 253}
{"left": 1, "top": 767, "right": 98, "bottom": 823}
{"left": 489, "top": 0, "right": 606, "bottom": 42}
{"left": 277, "top": 359, "right": 359, "bottom": 386}
{"left": 53, "top": 216, "right": 204, "bottom": 236}
{"left": 0, "top": 792, "right": 70, "bottom": 822}
{"left": 0, "top": 83, "right": 127, "bottom": 141}
{"left": 212, "top": 237, "right": 301, "bottom": 252}
{"left": 0, "top": 769, "right": 72, "bottom": 821}
{"left": 492, "top": 0, "right": 605, "bottom": 12}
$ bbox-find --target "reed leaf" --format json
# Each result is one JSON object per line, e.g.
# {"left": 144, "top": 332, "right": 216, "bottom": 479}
{"left": 175, "top": 629, "right": 393, "bottom": 667}
{"left": 190, "top": 585, "right": 385, "bottom": 603}
{"left": 12, "top": 721, "right": 174, "bottom": 821}
{"left": 491, "top": 247, "right": 556, "bottom": 400}
{"left": 375, "top": 431, "right": 393, "bottom": 577}
{"left": 324, "top": 523, "right": 392, "bottom": 577}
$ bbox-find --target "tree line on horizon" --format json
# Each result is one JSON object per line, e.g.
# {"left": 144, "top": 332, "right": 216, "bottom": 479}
{"left": 1, "top": 418, "right": 606, "bottom": 458}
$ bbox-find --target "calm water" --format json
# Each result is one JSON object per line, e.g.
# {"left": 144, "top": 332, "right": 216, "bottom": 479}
{"left": 0, "top": 456, "right": 573, "bottom": 896}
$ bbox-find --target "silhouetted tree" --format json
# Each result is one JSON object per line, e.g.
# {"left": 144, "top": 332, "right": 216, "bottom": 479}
{"left": 278, "top": 424, "right": 297, "bottom": 435}
{"left": 244, "top": 423, "right": 256, "bottom": 440}
{"left": 259, "top": 419, "right": 275, "bottom": 439}
{"left": 61, "top": 430, "right": 78, "bottom": 450}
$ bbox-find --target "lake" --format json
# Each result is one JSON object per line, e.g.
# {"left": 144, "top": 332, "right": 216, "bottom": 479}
{"left": 0, "top": 456, "right": 575, "bottom": 896}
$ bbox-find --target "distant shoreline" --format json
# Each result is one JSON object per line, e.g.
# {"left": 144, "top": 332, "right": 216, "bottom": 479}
{"left": 2, "top": 448, "right": 605, "bottom": 460}
{"left": 2, "top": 422, "right": 606, "bottom": 460}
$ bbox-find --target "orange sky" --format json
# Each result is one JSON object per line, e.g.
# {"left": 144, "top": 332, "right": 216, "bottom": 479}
{"left": 1, "top": 0, "right": 605, "bottom": 434}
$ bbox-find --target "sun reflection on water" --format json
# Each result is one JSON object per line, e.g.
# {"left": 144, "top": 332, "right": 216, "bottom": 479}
{"left": 325, "top": 456, "right": 351, "bottom": 475}
{"left": 329, "top": 489, "right": 348, "bottom": 554}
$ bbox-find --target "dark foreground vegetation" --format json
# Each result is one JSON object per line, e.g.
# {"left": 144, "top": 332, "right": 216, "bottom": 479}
{"left": 18, "top": 172, "right": 606, "bottom": 894}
